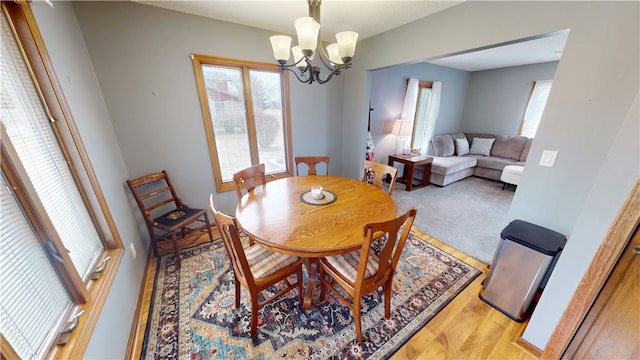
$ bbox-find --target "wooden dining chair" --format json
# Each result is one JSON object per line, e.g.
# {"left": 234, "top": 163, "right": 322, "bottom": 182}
{"left": 362, "top": 160, "right": 398, "bottom": 195}
{"left": 232, "top": 164, "right": 267, "bottom": 201}
{"left": 295, "top": 156, "right": 330, "bottom": 176}
{"left": 126, "top": 170, "right": 214, "bottom": 267}
{"left": 319, "top": 207, "right": 417, "bottom": 343}
{"left": 209, "top": 194, "right": 303, "bottom": 336}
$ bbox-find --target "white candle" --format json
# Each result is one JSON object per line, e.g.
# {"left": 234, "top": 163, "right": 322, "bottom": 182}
{"left": 311, "top": 186, "right": 323, "bottom": 199}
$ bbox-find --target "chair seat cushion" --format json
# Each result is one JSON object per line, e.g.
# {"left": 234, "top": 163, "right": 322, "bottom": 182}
{"left": 245, "top": 244, "right": 298, "bottom": 279}
{"left": 154, "top": 208, "right": 203, "bottom": 227}
{"left": 324, "top": 249, "right": 379, "bottom": 283}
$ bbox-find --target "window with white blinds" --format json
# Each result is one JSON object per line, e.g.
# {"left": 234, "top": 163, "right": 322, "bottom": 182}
{"left": 0, "top": 174, "right": 72, "bottom": 360}
{"left": 0, "top": 7, "right": 107, "bottom": 358}
{"left": 0, "top": 11, "right": 103, "bottom": 280}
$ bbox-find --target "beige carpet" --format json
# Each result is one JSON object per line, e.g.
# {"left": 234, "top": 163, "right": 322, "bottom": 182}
{"left": 391, "top": 176, "right": 514, "bottom": 263}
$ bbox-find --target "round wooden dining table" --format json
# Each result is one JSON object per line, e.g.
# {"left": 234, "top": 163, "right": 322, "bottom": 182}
{"left": 235, "top": 175, "right": 397, "bottom": 309}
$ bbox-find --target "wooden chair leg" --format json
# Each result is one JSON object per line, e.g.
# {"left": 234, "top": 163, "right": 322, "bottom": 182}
{"left": 170, "top": 232, "right": 181, "bottom": 267}
{"left": 297, "top": 267, "right": 303, "bottom": 303}
{"left": 204, "top": 213, "right": 214, "bottom": 243}
{"left": 354, "top": 298, "right": 363, "bottom": 343}
{"left": 250, "top": 295, "right": 259, "bottom": 336}
{"left": 150, "top": 238, "right": 159, "bottom": 257}
{"left": 234, "top": 278, "right": 241, "bottom": 308}
{"left": 384, "top": 278, "right": 393, "bottom": 319}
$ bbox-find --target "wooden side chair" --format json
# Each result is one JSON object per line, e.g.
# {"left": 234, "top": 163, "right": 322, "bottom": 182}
{"left": 232, "top": 163, "right": 267, "bottom": 201}
{"left": 295, "top": 156, "right": 330, "bottom": 176}
{"left": 319, "top": 207, "right": 417, "bottom": 343}
{"left": 362, "top": 160, "right": 398, "bottom": 195}
{"left": 209, "top": 194, "right": 303, "bottom": 336}
{"left": 126, "top": 170, "right": 214, "bottom": 267}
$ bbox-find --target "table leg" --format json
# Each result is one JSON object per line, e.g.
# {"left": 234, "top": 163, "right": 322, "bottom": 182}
{"left": 405, "top": 163, "right": 415, "bottom": 191}
{"left": 303, "top": 258, "right": 319, "bottom": 310}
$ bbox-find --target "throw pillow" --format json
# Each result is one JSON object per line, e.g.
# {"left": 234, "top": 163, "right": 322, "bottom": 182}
{"left": 455, "top": 138, "right": 470, "bottom": 156}
{"left": 432, "top": 135, "right": 455, "bottom": 157}
{"left": 469, "top": 137, "right": 495, "bottom": 156}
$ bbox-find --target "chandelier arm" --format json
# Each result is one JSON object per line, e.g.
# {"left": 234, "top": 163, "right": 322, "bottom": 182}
{"left": 282, "top": 66, "right": 314, "bottom": 84}
{"left": 277, "top": 56, "right": 310, "bottom": 70}
{"left": 315, "top": 67, "right": 340, "bottom": 84}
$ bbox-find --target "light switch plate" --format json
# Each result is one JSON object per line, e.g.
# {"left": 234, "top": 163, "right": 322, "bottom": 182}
{"left": 539, "top": 150, "right": 558, "bottom": 167}
{"left": 130, "top": 243, "right": 137, "bottom": 259}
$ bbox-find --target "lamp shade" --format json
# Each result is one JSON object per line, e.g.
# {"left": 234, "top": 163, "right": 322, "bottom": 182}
{"left": 336, "top": 31, "right": 359, "bottom": 58}
{"left": 291, "top": 46, "right": 306, "bottom": 70}
{"left": 392, "top": 119, "right": 413, "bottom": 136}
{"left": 269, "top": 35, "right": 292, "bottom": 61}
{"left": 326, "top": 43, "right": 343, "bottom": 65}
{"left": 294, "top": 17, "right": 320, "bottom": 52}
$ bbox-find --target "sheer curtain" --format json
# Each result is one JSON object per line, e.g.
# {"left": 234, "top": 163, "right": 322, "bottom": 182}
{"left": 400, "top": 78, "right": 419, "bottom": 120}
{"left": 415, "top": 81, "right": 442, "bottom": 154}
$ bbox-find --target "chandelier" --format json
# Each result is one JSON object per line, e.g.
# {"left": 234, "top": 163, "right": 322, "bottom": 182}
{"left": 269, "top": 0, "right": 359, "bottom": 84}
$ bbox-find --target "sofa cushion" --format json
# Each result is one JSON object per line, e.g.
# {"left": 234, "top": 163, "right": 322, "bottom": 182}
{"left": 432, "top": 135, "right": 455, "bottom": 157}
{"left": 465, "top": 133, "right": 495, "bottom": 145}
{"left": 491, "top": 135, "right": 527, "bottom": 160}
{"left": 476, "top": 156, "right": 520, "bottom": 171}
{"left": 451, "top": 132, "right": 466, "bottom": 140}
{"left": 431, "top": 156, "right": 477, "bottom": 175}
{"left": 469, "top": 137, "right": 495, "bottom": 156}
{"left": 520, "top": 138, "right": 533, "bottom": 161}
{"left": 455, "top": 138, "right": 470, "bottom": 156}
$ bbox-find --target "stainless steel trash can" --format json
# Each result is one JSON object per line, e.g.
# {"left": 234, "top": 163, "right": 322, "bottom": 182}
{"left": 480, "top": 220, "right": 566, "bottom": 322}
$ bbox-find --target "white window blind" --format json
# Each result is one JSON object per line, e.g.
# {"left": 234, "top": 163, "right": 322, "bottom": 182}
{"left": 520, "top": 80, "right": 553, "bottom": 138}
{"left": 0, "top": 174, "right": 72, "bottom": 359}
{"left": 1, "top": 10, "right": 107, "bottom": 358}
{"left": 0, "top": 13, "right": 103, "bottom": 280}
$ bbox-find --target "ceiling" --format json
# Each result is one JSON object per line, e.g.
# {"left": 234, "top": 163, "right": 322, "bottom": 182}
{"left": 133, "top": 0, "right": 567, "bottom": 71}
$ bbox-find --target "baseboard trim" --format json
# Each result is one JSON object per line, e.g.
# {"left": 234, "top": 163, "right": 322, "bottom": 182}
{"left": 513, "top": 329, "right": 543, "bottom": 359}
{"left": 125, "top": 245, "right": 155, "bottom": 360}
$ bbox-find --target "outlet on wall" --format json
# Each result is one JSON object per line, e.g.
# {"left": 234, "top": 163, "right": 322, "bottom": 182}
{"left": 130, "top": 243, "right": 137, "bottom": 259}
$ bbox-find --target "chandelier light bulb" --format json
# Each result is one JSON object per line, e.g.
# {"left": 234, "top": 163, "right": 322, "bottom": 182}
{"left": 294, "top": 17, "right": 320, "bottom": 52}
{"left": 326, "top": 43, "right": 343, "bottom": 65}
{"left": 291, "top": 46, "right": 307, "bottom": 70}
{"left": 269, "top": 35, "right": 292, "bottom": 62}
{"left": 336, "top": 31, "right": 359, "bottom": 60}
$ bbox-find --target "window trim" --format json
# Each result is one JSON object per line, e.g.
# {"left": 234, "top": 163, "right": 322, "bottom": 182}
{"left": 191, "top": 54, "right": 293, "bottom": 192}
{"left": 1, "top": 1, "right": 124, "bottom": 359}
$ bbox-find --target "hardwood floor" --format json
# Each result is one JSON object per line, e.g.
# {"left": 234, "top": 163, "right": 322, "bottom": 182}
{"left": 130, "top": 227, "right": 534, "bottom": 359}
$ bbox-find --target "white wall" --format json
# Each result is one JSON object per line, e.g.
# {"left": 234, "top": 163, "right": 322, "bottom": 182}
{"left": 30, "top": 2, "right": 148, "bottom": 358}
{"left": 523, "top": 92, "right": 639, "bottom": 347}
{"left": 71, "top": 1, "right": 344, "bottom": 218}
{"left": 341, "top": 1, "right": 639, "bottom": 350}
{"left": 460, "top": 61, "right": 559, "bottom": 134}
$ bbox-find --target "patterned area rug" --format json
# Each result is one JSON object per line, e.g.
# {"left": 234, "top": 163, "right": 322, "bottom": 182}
{"left": 142, "top": 230, "right": 480, "bottom": 359}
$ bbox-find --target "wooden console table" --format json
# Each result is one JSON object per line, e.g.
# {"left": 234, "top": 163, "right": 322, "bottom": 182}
{"left": 388, "top": 154, "right": 433, "bottom": 191}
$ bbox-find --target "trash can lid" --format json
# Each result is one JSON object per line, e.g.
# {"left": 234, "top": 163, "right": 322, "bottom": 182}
{"left": 501, "top": 220, "right": 567, "bottom": 255}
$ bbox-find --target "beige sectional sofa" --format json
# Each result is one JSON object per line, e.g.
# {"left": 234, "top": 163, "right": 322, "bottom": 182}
{"left": 426, "top": 132, "right": 532, "bottom": 186}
